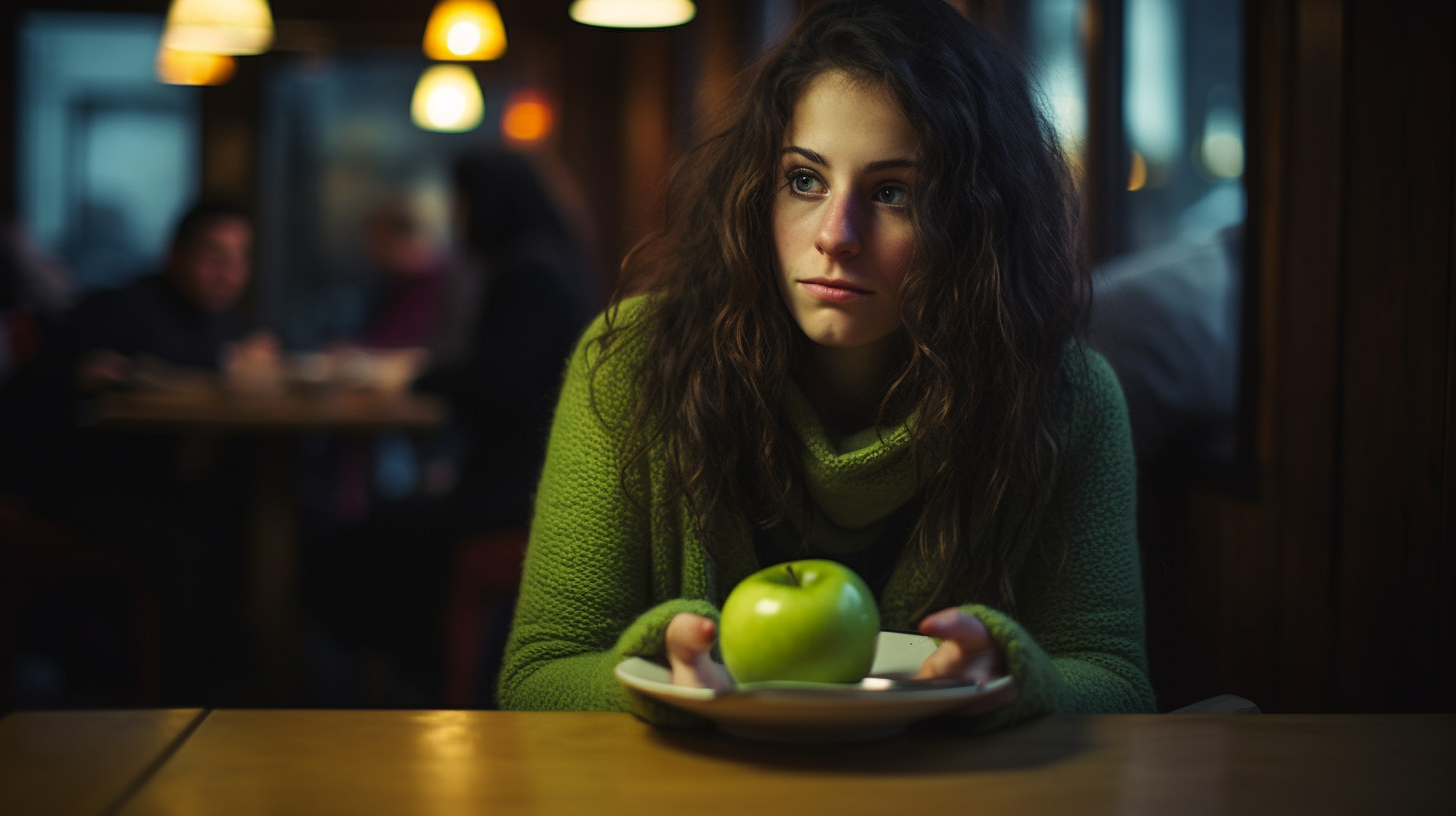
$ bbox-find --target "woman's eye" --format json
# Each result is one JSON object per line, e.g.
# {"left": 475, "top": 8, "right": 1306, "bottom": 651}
{"left": 786, "top": 170, "right": 822, "bottom": 195}
{"left": 873, "top": 184, "right": 908, "bottom": 206}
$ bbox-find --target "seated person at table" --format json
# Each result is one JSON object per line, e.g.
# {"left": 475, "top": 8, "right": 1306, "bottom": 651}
{"left": 355, "top": 194, "right": 454, "bottom": 351}
{"left": 2, "top": 199, "right": 277, "bottom": 505}
{"left": 303, "top": 194, "right": 455, "bottom": 524}
{"left": 306, "top": 148, "right": 600, "bottom": 705}
{"left": 0, "top": 199, "right": 276, "bottom": 703}
{"left": 497, "top": 0, "right": 1154, "bottom": 730}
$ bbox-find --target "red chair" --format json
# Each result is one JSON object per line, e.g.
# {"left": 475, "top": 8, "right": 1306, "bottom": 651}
{"left": 443, "top": 528, "right": 528, "bottom": 708}
{"left": 0, "top": 496, "right": 162, "bottom": 708}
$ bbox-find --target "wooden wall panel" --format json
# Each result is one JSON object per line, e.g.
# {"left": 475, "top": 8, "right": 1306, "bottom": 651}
{"left": 1170, "top": 0, "right": 1455, "bottom": 714}
{"left": 1335, "top": 0, "right": 1454, "bottom": 712}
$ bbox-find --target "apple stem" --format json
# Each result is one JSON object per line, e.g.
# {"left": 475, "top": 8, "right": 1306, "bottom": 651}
{"left": 785, "top": 563, "right": 799, "bottom": 587}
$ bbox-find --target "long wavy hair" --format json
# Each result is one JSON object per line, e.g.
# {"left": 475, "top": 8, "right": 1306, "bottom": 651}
{"left": 596, "top": 0, "right": 1087, "bottom": 614}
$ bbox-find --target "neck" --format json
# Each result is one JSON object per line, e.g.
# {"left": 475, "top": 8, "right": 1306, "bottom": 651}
{"left": 803, "top": 335, "right": 902, "bottom": 436}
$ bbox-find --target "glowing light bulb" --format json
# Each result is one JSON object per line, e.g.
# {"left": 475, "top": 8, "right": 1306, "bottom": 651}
{"left": 161, "top": 0, "right": 275, "bottom": 55}
{"left": 568, "top": 0, "right": 696, "bottom": 29}
{"left": 423, "top": 0, "right": 506, "bottom": 61}
{"left": 411, "top": 65, "right": 484, "bottom": 132}
{"left": 156, "top": 46, "right": 237, "bottom": 85}
{"left": 446, "top": 22, "right": 481, "bottom": 56}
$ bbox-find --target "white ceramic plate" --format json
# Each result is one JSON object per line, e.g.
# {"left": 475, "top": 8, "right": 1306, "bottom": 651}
{"left": 614, "top": 631, "right": 1012, "bottom": 743}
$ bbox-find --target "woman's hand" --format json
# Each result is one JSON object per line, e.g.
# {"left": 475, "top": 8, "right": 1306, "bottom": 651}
{"left": 665, "top": 612, "right": 732, "bottom": 691}
{"left": 915, "top": 607, "right": 1018, "bottom": 714}
{"left": 75, "top": 349, "right": 130, "bottom": 392}
{"left": 226, "top": 330, "right": 283, "bottom": 367}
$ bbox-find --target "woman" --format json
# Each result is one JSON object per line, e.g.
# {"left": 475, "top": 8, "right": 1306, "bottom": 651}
{"left": 499, "top": 0, "right": 1154, "bottom": 729}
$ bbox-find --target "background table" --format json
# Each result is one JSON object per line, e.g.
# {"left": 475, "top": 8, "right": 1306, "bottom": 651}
{"left": 3, "top": 710, "right": 1452, "bottom": 816}
{"left": 90, "top": 387, "right": 446, "bottom": 434}
{"left": 89, "top": 386, "right": 446, "bottom": 701}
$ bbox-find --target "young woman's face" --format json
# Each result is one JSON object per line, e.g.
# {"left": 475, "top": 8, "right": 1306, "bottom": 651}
{"left": 773, "top": 71, "right": 919, "bottom": 352}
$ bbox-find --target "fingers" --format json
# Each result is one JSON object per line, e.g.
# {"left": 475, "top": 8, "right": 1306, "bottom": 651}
{"left": 918, "top": 607, "right": 991, "bottom": 649}
{"left": 666, "top": 613, "right": 731, "bottom": 690}
{"left": 666, "top": 612, "right": 716, "bottom": 664}
{"left": 914, "top": 608, "right": 1004, "bottom": 683}
{"left": 75, "top": 351, "right": 129, "bottom": 392}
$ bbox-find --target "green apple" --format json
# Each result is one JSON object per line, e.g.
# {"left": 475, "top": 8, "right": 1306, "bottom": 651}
{"left": 718, "top": 559, "right": 880, "bottom": 684}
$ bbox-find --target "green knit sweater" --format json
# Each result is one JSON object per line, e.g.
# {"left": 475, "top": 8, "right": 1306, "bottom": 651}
{"left": 498, "top": 298, "right": 1155, "bottom": 729}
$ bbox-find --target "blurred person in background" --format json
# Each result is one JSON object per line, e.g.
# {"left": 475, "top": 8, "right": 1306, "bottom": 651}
{"left": 355, "top": 193, "right": 453, "bottom": 351}
{"left": 1086, "top": 225, "right": 1243, "bottom": 471}
{"left": 0, "top": 199, "right": 275, "bottom": 705}
{"left": 302, "top": 194, "right": 457, "bottom": 527}
{"left": 304, "top": 148, "right": 600, "bottom": 706}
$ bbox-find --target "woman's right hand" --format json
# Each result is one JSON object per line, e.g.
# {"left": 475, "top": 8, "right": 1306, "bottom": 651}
{"left": 665, "top": 612, "right": 733, "bottom": 691}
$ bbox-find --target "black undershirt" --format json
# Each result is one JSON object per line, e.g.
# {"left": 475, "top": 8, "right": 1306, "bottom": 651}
{"left": 751, "top": 500, "right": 919, "bottom": 603}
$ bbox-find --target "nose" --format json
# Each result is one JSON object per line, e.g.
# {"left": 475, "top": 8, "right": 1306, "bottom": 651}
{"left": 815, "top": 194, "right": 861, "bottom": 259}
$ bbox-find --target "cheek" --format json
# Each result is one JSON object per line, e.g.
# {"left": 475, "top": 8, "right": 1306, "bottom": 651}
{"left": 876, "top": 225, "right": 916, "bottom": 287}
{"left": 772, "top": 204, "right": 813, "bottom": 266}
{"left": 202, "top": 264, "right": 245, "bottom": 297}
{"left": 770, "top": 204, "right": 793, "bottom": 277}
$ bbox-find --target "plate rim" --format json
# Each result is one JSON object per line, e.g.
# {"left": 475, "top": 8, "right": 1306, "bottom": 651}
{"left": 614, "top": 656, "right": 1011, "bottom": 705}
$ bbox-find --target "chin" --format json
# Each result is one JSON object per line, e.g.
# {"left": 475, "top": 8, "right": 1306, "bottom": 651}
{"left": 799, "top": 322, "right": 897, "bottom": 351}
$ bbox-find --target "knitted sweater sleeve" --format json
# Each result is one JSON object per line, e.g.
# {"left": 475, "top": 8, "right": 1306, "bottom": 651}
{"left": 495, "top": 308, "right": 716, "bottom": 723}
{"left": 961, "top": 348, "right": 1156, "bottom": 729}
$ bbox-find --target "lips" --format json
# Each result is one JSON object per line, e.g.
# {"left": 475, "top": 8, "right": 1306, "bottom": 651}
{"left": 799, "top": 277, "right": 872, "bottom": 303}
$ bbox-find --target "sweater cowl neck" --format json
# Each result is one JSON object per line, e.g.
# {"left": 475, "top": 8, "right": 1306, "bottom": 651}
{"left": 782, "top": 383, "right": 920, "bottom": 529}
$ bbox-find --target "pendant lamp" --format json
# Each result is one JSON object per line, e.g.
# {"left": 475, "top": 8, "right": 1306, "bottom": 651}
{"left": 423, "top": 0, "right": 507, "bottom": 61}
{"left": 568, "top": 0, "right": 696, "bottom": 29}
{"left": 412, "top": 65, "right": 485, "bottom": 133}
{"left": 161, "top": 0, "right": 275, "bottom": 55}
{"left": 156, "top": 47, "right": 238, "bottom": 86}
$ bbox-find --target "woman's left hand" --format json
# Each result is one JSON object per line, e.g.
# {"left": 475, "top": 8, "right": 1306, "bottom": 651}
{"left": 915, "top": 607, "right": 1018, "bottom": 714}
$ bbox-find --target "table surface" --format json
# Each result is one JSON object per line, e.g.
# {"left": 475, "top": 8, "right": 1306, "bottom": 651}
{"left": 0, "top": 709, "right": 204, "bottom": 816}
{"left": 89, "top": 385, "right": 447, "bottom": 433}
{"left": 1, "top": 710, "right": 1452, "bottom": 816}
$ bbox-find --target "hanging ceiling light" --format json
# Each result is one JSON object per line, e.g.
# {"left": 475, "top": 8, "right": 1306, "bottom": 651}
{"left": 411, "top": 65, "right": 485, "bottom": 133}
{"left": 423, "top": 0, "right": 507, "bottom": 61}
{"left": 155, "top": 46, "right": 238, "bottom": 86}
{"left": 160, "top": 0, "right": 275, "bottom": 55}
{"left": 568, "top": 0, "right": 696, "bottom": 29}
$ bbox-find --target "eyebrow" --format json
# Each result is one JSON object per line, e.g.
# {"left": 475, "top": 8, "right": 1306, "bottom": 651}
{"left": 780, "top": 146, "right": 915, "bottom": 173}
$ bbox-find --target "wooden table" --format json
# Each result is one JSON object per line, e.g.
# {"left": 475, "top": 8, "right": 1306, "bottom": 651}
{"left": 0, "top": 709, "right": 204, "bottom": 816}
{"left": 1, "top": 710, "right": 1451, "bottom": 816}
{"left": 90, "top": 387, "right": 446, "bottom": 434}
{"left": 89, "top": 386, "right": 447, "bottom": 701}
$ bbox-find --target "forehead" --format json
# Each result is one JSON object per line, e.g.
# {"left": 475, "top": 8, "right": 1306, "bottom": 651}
{"left": 784, "top": 71, "right": 918, "bottom": 154}
{"left": 183, "top": 217, "right": 251, "bottom": 248}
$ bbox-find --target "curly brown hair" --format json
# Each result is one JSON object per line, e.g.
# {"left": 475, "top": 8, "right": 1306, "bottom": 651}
{"left": 595, "top": 0, "right": 1087, "bottom": 614}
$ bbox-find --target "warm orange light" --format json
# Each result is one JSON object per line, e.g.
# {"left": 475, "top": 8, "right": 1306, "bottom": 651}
{"left": 501, "top": 90, "right": 554, "bottom": 144}
{"left": 1127, "top": 150, "right": 1147, "bottom": 191}
{"left": 423, "top": 0, "right": 507, "bottom": 61}
{"left": 155, "top": 47, "right": 237, "bottom": 85}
